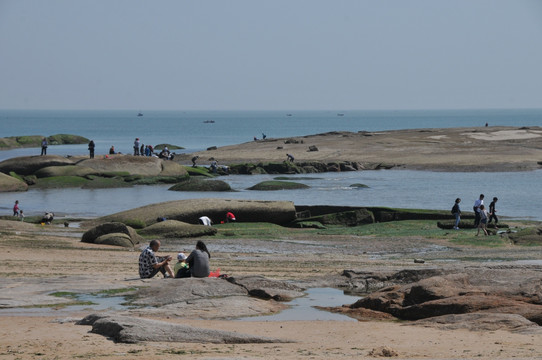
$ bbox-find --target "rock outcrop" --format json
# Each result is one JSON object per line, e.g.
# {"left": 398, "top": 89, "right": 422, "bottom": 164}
{"left": 100, "top": 198, "right": 297, "bottom": 227}
{"left": 168, "top": 177, "right": 231, "bottom": 191}
{"left": 78, "top": 156, "right": 187, "bottom": 177}
{"left": 77, "top": 314, "right": 287, "bottom": 344}
{"left": 81, "top": 222, "right": 143, "bottom": 247}
{"left": 0, "top": 155, "right": 74, "bottom": 176}
{"left": 0, "top": 172, "right": 28, "bottom": 192}
{"left": 138, "top": 220, "right": 217, "bottom": 238}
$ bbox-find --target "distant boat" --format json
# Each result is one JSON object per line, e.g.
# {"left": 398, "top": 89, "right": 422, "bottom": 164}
{"left": 137, "top": 112, "right": 143, "bottom": 117}
{"left": 337, "top": 113, "right": 344, "bottom": 116}
{"left": 286, "top": 114, "right": 292, "bottom": 117}
{"left": 203, "top": 120, "right": 215, "bottom": 123}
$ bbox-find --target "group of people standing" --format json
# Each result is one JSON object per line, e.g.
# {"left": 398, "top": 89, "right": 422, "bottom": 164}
{"left": 451, "top": 194, "right": 499, "bottom": 236}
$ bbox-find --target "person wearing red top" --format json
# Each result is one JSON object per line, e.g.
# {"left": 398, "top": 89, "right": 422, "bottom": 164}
{"left": 226, "top": 211, "right": 236, "bottom": 223}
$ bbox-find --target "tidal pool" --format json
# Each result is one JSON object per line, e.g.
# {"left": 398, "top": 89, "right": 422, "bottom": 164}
{"left": 238, "top": 287, "right": 360, "bottom": 322}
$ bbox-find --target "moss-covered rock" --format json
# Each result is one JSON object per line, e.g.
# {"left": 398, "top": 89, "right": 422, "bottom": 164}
{"left": 306, "top": 209, "right": 375, "bottom": 227}
{"left": 34, "top": 176, "right": 90, "bottom": 189}
{"left": 0, "top": 172, "right": 28, "bottom": 192}
{"left": 100, "top": 198, "right": 296, "bottom": 226}
{"left": 94, "top": 233, "right": 135, "bottom": 248}
{"left": 0, "top": 155, "right": 75, "bottom": 176}
{"left": 184, "top": 166, "right": 215, "bottom": 177}
{"left": 169, "top": 177, "right": 232, "bottom": 192}
{"left": 248, "top": 180, "right": 309, "bottom": 191}
{"left": 154, "top": 144, "right": 184, "bottom": 150}
{"left": 34, "top": 165, "right": 97, "bottom": 178}
{"left": 508, "top": 227, "right": 542, "bottom": 245}
{"left": 160, "top": 161, "right": 189, "bottom": 177}
{"left": 81, "top": 222, "right": 143, "bottom": 247}
{"left": 138, "top": 220, "right": 217, "bottom": 238}
{"left": 47, "top": 134, "right": 89, "bottom": 145}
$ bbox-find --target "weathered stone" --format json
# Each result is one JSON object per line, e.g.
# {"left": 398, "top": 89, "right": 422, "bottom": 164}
{"left": 248, "top": 180, "right": 309, "bottom": 191}
{"left": 307, "top": 209, "right": 374, "bottom": 227}
{"left": 78, "top": 156, "right": 163, "bottom": 176}
{"left": 308, "top": 145, "right": 318, "bottom": 152}
{"left": 138, "top": 220, "right": 217, "bottom": 238}
{"left": 81, "top": 222, "right": 142, "bottom": 246}
{"left": 77, "top": 314, "right": 287, "bottom": 344}
{"left": 34, "top": 165, "right": 96, "bottom": 178}
{"left": 159, "top": 160, "right": 188, "bottom": 177}
{"left": 508, "top": 227, "right": 542, "bottom": 245}
{"left": 0, "top": 155, "right": 74, "bottom": 176}
{"left": 227, "top": 275, "right": 305, "bottom": 301}
{"left": 94, "top": 233, "right": 134, "bottom": 248}
{"left": 0, "top": 172, "right": 28, "bottom": 192}
{"left": 100, "top": 198, "right": 296, "bottom": 226}
{"left": 168, "top": 177, "right": 231, "bottom": 191}
{"left": 414, "top": 312, "right": 542, "bottom": 333}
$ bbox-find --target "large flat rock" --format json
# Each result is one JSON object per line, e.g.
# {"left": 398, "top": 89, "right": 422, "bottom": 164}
{"left": 0, "top": 155, "right": 75, "bottom": 176}
{"left": 0, "top": 172, "right": 28, "bottom": 192}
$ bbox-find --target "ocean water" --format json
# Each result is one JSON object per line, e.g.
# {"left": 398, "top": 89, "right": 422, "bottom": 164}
{"left": 1, "top": 109, "right": 541, "bottom": 220}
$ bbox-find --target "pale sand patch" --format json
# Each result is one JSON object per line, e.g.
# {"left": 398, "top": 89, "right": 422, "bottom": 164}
{"left": 464, "top": 129, "right": 542, "bottom": 141}
{"left": 428, "top": 135, "right": 448, "bottom": 140}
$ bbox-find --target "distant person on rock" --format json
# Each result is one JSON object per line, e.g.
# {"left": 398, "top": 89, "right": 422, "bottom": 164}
{"left": 185, "top": 240, "right": 211, "bottom": 278}
{"left": 286, "top": 153, "right": 294, "bottom": 162}
{"left": 88, "top": 140, "right": 95, "bottom": 159}
{"left": 199, "top": 216, "right": 212, "bottom": 226}
{"left": 262, "top": 133, "right": 267, "bottom": 140}
{"left": 41, "top": 212, "right": 54, "bottom": 224}
{"left": 488, "top": 197, "right": 499, "bottom": 229}
{"left": 210, "top": 160, "right": 218, "bottom": 174}
{"left": 191, "top": 156, "right": 199, "bottom": 167}
{"left": 109, "top": 146, "right": 116, "bottom": 155}
{"left": 139, "top": 240, "right": 174, "bottom": 279}
{"left": 40, "top": 138, "right": 48, "bottom": 156}
{"left": 134, "top": 138, "right": 140, "bottom": 156}
{"left": 451, "top": 198, "right": 461, "bottom": 230}
{"left": 140, "top": 143, "right": 145, "bottom": 156}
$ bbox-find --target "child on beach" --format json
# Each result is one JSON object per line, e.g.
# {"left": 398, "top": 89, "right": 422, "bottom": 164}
{"left": 476, "top": 204, "right": 489, "bottom": 236}
{"left": 174, "top": 252, "right": 190, "bottom": 278}
{"left": 19, "top": 210, "right": 24, "bottom": 222}
{"left": 13, "top": 200, "right": 20, "bottom": 217}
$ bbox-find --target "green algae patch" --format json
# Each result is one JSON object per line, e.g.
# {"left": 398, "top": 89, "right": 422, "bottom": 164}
{"left": 47, "top": 134, "right": 89, "bottom": 145}
{"left": 34, "top": 176, "right": 90, "bottom": 188}
{"left": 248, "top": 180, "right": 309, "bottom": 191}
{"left": 184, "top": 166, "right": 215, "bottom": 177}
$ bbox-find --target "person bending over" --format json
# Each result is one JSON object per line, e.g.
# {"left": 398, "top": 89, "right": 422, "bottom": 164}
{"left": 139, "top": 239, "right": 174, "bottom": 279}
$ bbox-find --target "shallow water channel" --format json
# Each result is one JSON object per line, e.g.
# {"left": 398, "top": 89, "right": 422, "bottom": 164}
{"left": 1, "top": 288, "right": 360, "bottom": 321}
{"left": 238, "top": 287, "right": 360, "bottom": 322}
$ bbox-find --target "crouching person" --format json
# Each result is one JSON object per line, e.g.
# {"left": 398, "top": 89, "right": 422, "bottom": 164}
{"left": 139, "top": 240, "right": 174, "bottom": 279}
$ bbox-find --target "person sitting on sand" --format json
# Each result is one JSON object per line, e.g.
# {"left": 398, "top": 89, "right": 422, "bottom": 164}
{"left": 139, "top": 239, "right": 174, "bottom": 279}
{"left": 185, "top": 240, "right": 211, "bottom": 278}
{"left": 476, "top": 204, "right": 489, "bottom": 236}
{"left": 174, "top": 252, "right": 190, "bottom": 278}
{"left": 109, "top": 146, "right": 116, "bottom": 154}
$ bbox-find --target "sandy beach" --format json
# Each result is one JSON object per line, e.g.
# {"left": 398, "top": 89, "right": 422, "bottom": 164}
{"left": 1, "top": 214, "right": 542, "bottom": 359}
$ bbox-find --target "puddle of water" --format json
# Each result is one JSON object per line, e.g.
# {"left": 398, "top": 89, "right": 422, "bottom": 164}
{"left": 0, "top": 294, "right": 130, "bottom": 317}
{"left": 238, "top": 287, "right": 360, "bottom": 322}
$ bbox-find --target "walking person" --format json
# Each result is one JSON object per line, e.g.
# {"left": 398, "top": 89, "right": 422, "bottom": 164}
{"left": 473, "top": 194, "right": 484, "bottom": 227}
{"left": 88, "top": 140, "right": 95, "bottom": 159}
{"left": 476, "top": 204, "right": 489, "bottom": 236}
{"left": 488, "top": 197, "right": 499, "bottom": 229}
{"left": 40, "top": 137, "right": 48, "bottom": 155}
{"left": 13, "top": 200, "right": 20, "bottom": 217}
{"left": 451, "top": 198, "right": 461, "bottom": 230}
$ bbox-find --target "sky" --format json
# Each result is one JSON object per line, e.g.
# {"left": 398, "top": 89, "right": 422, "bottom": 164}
{"left": 1, "top": 0, "right": 542, "bottom": 111}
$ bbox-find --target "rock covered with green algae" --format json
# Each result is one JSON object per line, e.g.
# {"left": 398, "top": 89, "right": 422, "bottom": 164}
{"left": 0, "top": 172, "right": 28, "bottom": 192}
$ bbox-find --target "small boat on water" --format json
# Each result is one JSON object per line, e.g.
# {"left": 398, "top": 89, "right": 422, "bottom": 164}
{"left": 286, "top": 114, "right": 292, "bottom": 117}
{"left": 137, "top": 112, "right": 143, "bottom": 117}
{"left": 337, "top": 113, "right": 344, "bottom": 116}
{"left": 203, "top": 120, "right": 215, "bottom": 123}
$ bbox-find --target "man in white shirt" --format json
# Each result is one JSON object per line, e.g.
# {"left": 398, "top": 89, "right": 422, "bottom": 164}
{"left": 199, "top": 216, "right": 212, "bottom": 226}
{"left": 473, "top": 194, "right": 484, "bottom": 227}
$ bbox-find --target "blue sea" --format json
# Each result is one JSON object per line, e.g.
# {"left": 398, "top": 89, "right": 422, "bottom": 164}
{"left": 1, "top": 109, "right": 541, "bottom": 220}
